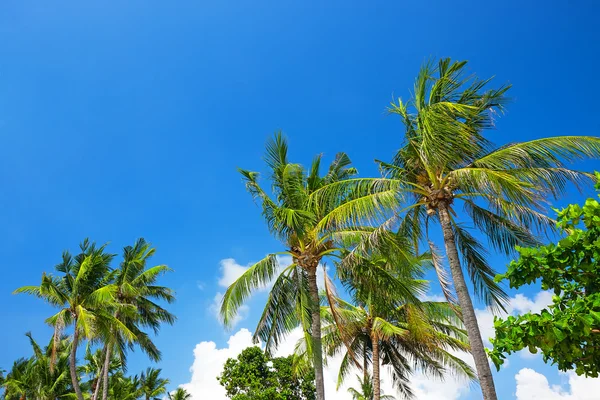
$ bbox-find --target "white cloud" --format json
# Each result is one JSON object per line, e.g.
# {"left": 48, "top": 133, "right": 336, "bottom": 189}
{"left": 421, "top": 293, "right": 447, "bottom": 302}
{"left": 210, "top": 256, "right": 295, "bottom": 326}
{"left": 217, "top": 256, "right": 294, "bottom": 289}
{"left": 180, "top": 328, "right": 256, "bottom": 399}
{"left": 515, "top": 368, "right": 600, "bottom": 400}
{"left": 179, "top": 325, "right": 473, "bottom": 400}
{"left": 217, "top": 258, "right": 251, "bottom": 288}
{"left": 475, "top": 290, "right": 554, "bottom": 347}
{"left": 194, "top": 277, "right": 596, "bottom": 400}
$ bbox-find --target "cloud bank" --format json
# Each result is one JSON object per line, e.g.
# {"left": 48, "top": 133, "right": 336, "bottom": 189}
{"left": 187, "top": 261, "right": 600, "bottom": 399}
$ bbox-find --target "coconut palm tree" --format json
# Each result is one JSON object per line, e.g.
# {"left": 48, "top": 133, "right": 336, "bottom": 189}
{"left": 81, "top": 346, "right": 122, "bottom": 400}
{"left": 347, "top": 374, "right": 395, "bottom": 400}
{"left": 139, "top": 368, "right": 169, "bottom": 400}
{"left": 323, "top": 297, "right": 474, "bottom": 400}
{"left": 26, "top": 333, "right": 74, "bottom": 400}
{"left": 310, "top": 247, "right": 474, "bottom": 400}
{"left": 220, "top": 132, "right": 387, "bottom": 399}
{"left": 317, "top": 58, "right": 600, "bottom": 400}
{"left": 14, "top": 239, "right": 135, "bottom": 400}
{"left": 2, "top": 333, "right": 74, "bottom": 400}
{"left": 108, "top": 372, "right": 141, "bottom": 400}
{"left": 100, "top": 239, "right": 175, "bottom": 400}
{"left": 80, "top": 347, "right": 105, "bottom": 400}
{"left": 168, "top": 388, "right": 192, "bottom": 400}
{"left": 2, "top": 358, "right": 32, "bottom": 400}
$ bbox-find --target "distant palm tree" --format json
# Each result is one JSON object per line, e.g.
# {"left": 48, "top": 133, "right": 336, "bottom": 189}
{"left": 80, "top": 347, "right": 105, "bottom": 400}
{"left": 321, "top": 59, "right": 600, "bottom": 399}
{"left": 168, "top": 387, "right": 192, "bottom": 400}
{"left": 324, "top": 297, "right": 473, "bottom": 400}
{"left": 317, "top": 250, "right": 474, "bottom": 400}
{"left": 139, "top": 367, "right": 169, "bottom": 400}
{"left": 2, "top": 333, "right": 73, "bottom": 400}
{"left": 80, "top": 346, "right": 122, "bottom": 400}
{"left": 109, "top": 372, "right": 141, "bottom": 400}
{"left": 347, "top": 374, "right": 395, "bottom": 400}
{"left": 221, "top": 133, "right": 382, "bottom": 400}
{"left": 14, "top": 239, "right": 135, "bottom": 400}
{"left": 2, "top": 358, "right": 32, "bottom": 400}
{"left": 100, "top": 239, "right": 175, "bottom": 400}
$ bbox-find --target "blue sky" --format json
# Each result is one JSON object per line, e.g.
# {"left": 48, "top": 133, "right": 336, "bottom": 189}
{"left": 1, "top": 1, "right": 599, "bottom": 399}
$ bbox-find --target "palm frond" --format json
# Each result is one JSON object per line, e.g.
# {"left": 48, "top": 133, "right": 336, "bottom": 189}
{"left": 220, "top": 254, "right": 280, "bottom": 328}
{"left": 451, "top": 223, "right": 508, "bottom": 311}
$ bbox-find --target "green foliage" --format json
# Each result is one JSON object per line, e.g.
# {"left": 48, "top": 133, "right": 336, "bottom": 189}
{"left": 108, "top": 372, "right": 142, "bottom": 400}
{"left": 2, "top": 333, "right": 74, "bottom": 400}
{"left": 315, "top": 58, "right": 600, "bottom": 400}
{"left": 221, "top": 133, "right": 384, "bottom": 399}
{"left": 139, "top": 367, "right": 170, "bottom": 400}
{"left": 347, "top": 374, "right": 395, "bottom": 400}
{"left": 218, "top": 346, "right": 316, "bottom": 400}
{"left": 168, "top": 387, "right": 192, "bottom": 400}
{"left": 305, "top": 246, "right": 475, "bottom": 398}
{"left": 489, "top": 173, "right": 600, "bottom": 376}
{"left": 9, "top": 238, "right": 175, "bottom": 400}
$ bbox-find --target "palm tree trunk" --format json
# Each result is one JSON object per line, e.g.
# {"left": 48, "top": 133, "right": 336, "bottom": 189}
{"left": 363, "top": 346, "right": 369, "bottom": 383}
{"left": 69, "top": 325, "right": 85, "bottom": 400}
{"left": 101, "top": 344, "right": 111, "bottom": 400}
{"left": 92, "top": 365, "right": 103, "bottom": 400}
{"left": 438, "top": 205, "right": 498, "bottom": 400}
{"left": 307, "top": 266, "right": 326, "bottom": 400}
{"left": 371, "top": 334, "right": 380, "bottom": 400}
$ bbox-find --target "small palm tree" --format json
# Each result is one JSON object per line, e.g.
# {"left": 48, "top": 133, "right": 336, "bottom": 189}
{"left": 27, "top": 333, "right": 74, "bottom": 400}
{"left": 168, "top": 387, "right": 192, "bottom": 400}
{"left": 2, "top": 358, "right": 32, "bottom": 400}
{"left": 109, "top": 372, "right": 141, "bottom": 400}
{"left": 348, "top": 374, "right": 395, "bottom": 400}
{"left": 14, "top": 239, "right": 135, "bottom": 400}
{"left": 99, "top": 238, "right": 175, "bottom": 400}
{"left": 221, "top": 133, "right": 378, "bottom": 400}
{"left": 81, "top": 346, "right": 122, "bottom": 400}
{"left": 2, "top": 333, "right": 73, "bottom": 400}
{"left": 319, "top": 59, "right": 600, "bottom": 400}
{"left": 320, "top": 236, "right": 472, "bottom": 400}
{"left": 324, "top": 297, "right": 474, "bottom": 400}
{"left": 139, "top": 367, "right": 169, "bottom": 400}
{"left": 80, "top": 347, "right": 105, "bottom": 400}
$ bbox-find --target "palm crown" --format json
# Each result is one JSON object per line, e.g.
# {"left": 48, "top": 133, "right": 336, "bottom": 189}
{"left": 317, "top": 58, "right": 600, "bottom": 400}
{"left": 14, "top": 240, "right": 135, "bottom": 400}
{"left": 139, "top": 367, "right": 169, "bottom": 400}
{"left": 221, "top": 132, "right": 384, "bottom": 399}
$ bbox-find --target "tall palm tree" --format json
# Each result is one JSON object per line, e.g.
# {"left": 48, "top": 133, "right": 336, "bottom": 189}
{"left": 318, "top": 59, "right": 600, "bottom": 400}
{"left": 139, "top": 368, "right": 169, "bottom": 400}
{"left": 100, "top": 239, "right": 175, "bottom": 400}
{"left": 14, "top": 239, "right": 135, "bottom": 400}
{"left": 220, "top": 133, "right": 380, "bottom": 399}
{"left": 168, "top": 388, "right": 192, "bottom": 400}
